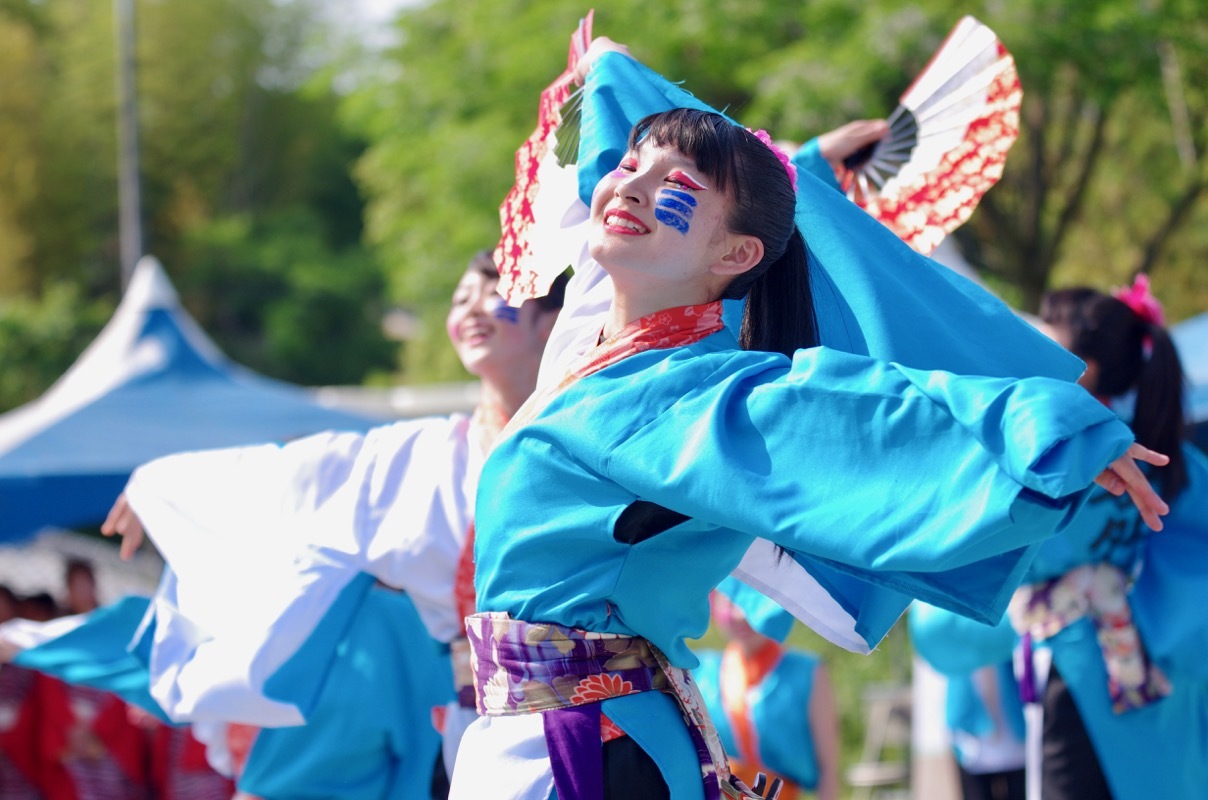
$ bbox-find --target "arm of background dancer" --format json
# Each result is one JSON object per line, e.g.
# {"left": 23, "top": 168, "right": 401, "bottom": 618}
{"left": 100, "top": 492, "right": 145, "bottom": 561}
{"left": 1093, "top": 442, "right": 1170, "bottom": 531}
{"left": 808, "top": 663, "right": 841, "bottom": 800}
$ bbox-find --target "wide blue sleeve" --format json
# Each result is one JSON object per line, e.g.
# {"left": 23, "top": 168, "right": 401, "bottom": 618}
{"left": 790, "top": 138, "right": 841, "bottom": 192}
{"left": 577, "top": 51, "right": 1086, "bottom": 384}
{"left": 605, "top": 347, "right": 1132, "bottom": 631}
{"left": 11, "top": 595, "right": 171, "bottom": 722}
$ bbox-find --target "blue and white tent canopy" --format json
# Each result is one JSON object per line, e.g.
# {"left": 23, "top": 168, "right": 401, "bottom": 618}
{"left": 0, "top": 256, "right": 387, "bottom": 543}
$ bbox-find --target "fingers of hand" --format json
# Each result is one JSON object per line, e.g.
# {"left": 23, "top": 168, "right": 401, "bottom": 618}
{"left": 1094, "top": 469, "right": 1125, "bottom": 495}
{"left": 1129, "top": 442, "right": 1170, "bottom": 467}
{"left": 100, "top": 495, "right": 127, "bottom": 536}
{"left": 120, "top": 530, "right": 142, "bottom": 562}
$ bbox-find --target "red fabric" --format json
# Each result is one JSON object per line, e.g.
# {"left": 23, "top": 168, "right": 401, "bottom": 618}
{"left": 90, "top": 694, "right": 149, "bottom": 788}
{"left": 32, "top": 675, "right": 76, "bottom": 800}
{"left": 0, "top": 665, "right": 43, "bottom": 791}
{"left": 150, "top": 724, "right": 235, "bottom": 800}
{"left": 150, "top": 725, "right": 171, "bottom": 799}
{"left": 30, "top": 678, "right": 150, "bottom": 800}
{"left": 453, "top": 523, "right": 478, "bottom": 635}
{"left": 178, "top": 728, "right": 213, "bottom": 772}
{"left": 504, "top": 301, "right": 725, "bottom": 437}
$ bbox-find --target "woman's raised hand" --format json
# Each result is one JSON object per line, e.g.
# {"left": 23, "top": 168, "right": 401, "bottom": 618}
{"left": 815, "top": 119, "right": 891, "bottom": 180}
{"left": 572, "top": 36, "right": 633, "bottom": 86}
{"left": 100, "top": 493, "right": 145, "bottom": 561}
{"left": 1094, "top": 442, "right": 1171, "bottom": 531}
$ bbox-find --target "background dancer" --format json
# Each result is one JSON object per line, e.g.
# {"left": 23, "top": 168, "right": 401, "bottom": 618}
{"left": 1009, "top": 278, "right": 1208, "bottom": 800}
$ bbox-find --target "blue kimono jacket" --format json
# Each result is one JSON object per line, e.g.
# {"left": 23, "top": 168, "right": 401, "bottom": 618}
{"left": 469, "top": 326, "right": 1130, "bottom": 799}
{"left": 455, "top": 49, "right": 1136, "bottom": 800}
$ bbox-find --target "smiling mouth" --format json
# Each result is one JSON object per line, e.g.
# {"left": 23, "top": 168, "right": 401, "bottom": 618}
{"left": 603, "top": 209, "right": 650, "bottom": 234}
{"left": 459, "top": 323, "right": 493, "bottom": 344}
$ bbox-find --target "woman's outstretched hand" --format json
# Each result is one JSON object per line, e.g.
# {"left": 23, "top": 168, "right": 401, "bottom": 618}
{"left": 1094, "top": 443, "right": 1171, "bottom": 531}
{"left": 100, "top": 493, "right": 145, "bottom": 561}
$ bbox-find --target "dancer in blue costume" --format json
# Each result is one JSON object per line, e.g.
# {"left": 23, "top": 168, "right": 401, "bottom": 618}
{"left": 451, "top": 39, "right": 1169, "bottom": 800}
{"left": 909, "top": 602, "right": 1026, "bottom": 800}
{"left": 693, "top": 585, "right": 839, "bottom": 800}
{"left": 1008, "top": 280, "right": 1208, "bottom": 800}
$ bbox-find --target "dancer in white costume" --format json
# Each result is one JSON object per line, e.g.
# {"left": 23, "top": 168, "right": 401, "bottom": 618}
{"left": 101, "top": 251, "right": 565, "bottom": 784}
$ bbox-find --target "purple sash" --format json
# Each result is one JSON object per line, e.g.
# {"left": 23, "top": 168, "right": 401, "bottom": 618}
{"left": 465, "top": 612, "right": 771, "bottom": 800}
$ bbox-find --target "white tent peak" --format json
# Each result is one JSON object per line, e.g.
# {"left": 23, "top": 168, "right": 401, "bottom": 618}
{"left": 125, "top": 255, "right": 180, "bottom": 311}
{"left": 0, "top": 256, "right": 229, "bottom": 454}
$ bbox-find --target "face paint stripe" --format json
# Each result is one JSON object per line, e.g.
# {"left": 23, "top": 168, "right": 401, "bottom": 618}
{"left": 655, "top": 188, "right": 694, "bottom": 236}
{"left": 662, "top": 189, "right": 697, "bottom": 207}
{"left": 486, "top": 297, "right": 521, "bottom": 324}
{"left": 656, "top": 197, "right": 694, "bottom": 217}
{"left": 655, "top": 208, "right": 691, "bottom": 234}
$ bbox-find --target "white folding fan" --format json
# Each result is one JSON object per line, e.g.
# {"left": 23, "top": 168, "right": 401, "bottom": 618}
{"left": 840, "top": 16, "right": 1022, "bottom": 255}
{"left": 493, "top": 12, "right": 594, "bottom": 304}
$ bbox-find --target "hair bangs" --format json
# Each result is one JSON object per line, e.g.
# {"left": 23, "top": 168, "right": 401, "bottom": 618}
{"left": 629, "top": 109, "right": 742, "bottom": 196}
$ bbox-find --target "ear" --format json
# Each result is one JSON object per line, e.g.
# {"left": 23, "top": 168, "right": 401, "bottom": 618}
{"left": 709, "top": 233, "right": 764, "bottom": 279}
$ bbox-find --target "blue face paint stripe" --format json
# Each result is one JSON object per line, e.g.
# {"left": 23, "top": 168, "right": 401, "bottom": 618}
{"left": 655, "top": 208, "right": 690, "bottom": 234}
{"left": 656, "top": 197, "right": 694, "bottom": 217}
{"left": 661, "top": 189, "right": 697, "bottom": 207}
{"left": 655, "top": 188, "right": 695, "bottom": 236}
{"left": 486, "top": 297, "right": 521, "bottom": 324}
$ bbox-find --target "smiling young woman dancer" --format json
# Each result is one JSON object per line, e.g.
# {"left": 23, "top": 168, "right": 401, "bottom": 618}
{"left": 448, "top": 65, "right": 1169, "bottom": 800}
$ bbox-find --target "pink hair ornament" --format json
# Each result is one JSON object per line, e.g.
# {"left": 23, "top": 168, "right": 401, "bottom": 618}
{"left": 1112, "top": 273, "right": 1165, "bottom": 327}
{"left": 749, "top": 128, "right": 797, "bottom": 191}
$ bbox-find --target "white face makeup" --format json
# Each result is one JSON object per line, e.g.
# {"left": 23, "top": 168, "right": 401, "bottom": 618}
{"left": 587, "top": 141, "right": 733, "bottom": 299}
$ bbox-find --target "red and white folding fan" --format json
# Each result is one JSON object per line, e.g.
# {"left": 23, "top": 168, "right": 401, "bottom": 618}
{"left": 840, "top": 16, "right": 1022, "bottom": 255}
{"left": 494, "top": 12, "right": 593, "bottom": 304}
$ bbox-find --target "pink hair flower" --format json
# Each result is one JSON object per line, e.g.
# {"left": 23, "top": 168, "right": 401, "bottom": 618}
{"left": 1112, "top": 274, "right": 1165, "bottom": 327}
{"left": 749, "top": 128, "right": 798, "bottom": 191}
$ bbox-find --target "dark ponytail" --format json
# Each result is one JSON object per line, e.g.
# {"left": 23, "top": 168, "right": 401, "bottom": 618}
{"left": 1041, "top": 287, "right": 1188, "bottom": 501}
{"left": 737, "top": 229, "right": 817, "bottom": 357}
{"left": 1132, "top": 325, "right": 1187, "bottom": 499}
{"left": 632, "top": 109, "right": 817, "bottom": 357}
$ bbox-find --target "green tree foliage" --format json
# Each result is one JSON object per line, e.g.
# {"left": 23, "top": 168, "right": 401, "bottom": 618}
{"left": 0, "top": 284, "right": 110, "bottom": 410}
{"left": 350, "top": 0, "right": 1206, "bottom": 384}
{"left": 0, "top": 0, "right": 395, "bottom": 412}
{"left": 175, "top": 209, "right": 396, "bottom": 386}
